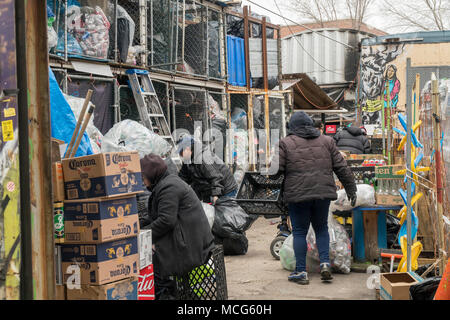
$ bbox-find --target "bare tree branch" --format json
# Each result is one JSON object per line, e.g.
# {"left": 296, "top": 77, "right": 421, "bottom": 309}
{"left": 379, "top": 0, "right": 450, "bottom": 32}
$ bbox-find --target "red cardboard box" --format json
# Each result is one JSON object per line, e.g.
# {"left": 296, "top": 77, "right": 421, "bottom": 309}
{"left": 138, "top": 264, "right": 155, "bottom": 300}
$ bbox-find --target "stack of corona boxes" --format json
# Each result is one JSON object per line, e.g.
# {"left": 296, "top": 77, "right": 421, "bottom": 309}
{"left": 57, "top": 151, "right": 144, "bottom": 300}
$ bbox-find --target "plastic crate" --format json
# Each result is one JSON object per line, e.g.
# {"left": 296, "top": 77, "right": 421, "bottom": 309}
{"left": 235, "top": 172, "right": 287, "bottom": 216}
{"left": 175, "top": 245, "right": 228, "bottom": 300}
{"left": 350, "top": 166, "right": 376, "bottom": 184}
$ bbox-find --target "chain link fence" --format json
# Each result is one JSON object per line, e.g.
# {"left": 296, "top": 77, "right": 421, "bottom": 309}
{"left": 172, "top": 86, "right": 208, "bottom": 138}
{"left": 48, "top": 0, "right": 226, "bottom": 76}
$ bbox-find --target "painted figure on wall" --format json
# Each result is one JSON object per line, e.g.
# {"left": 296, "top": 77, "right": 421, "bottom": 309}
{"left": 359, "top": 44, "right": 405, "bottom": 125}
{"left": 384, "top": 64, "right": 400, "bottom": 108}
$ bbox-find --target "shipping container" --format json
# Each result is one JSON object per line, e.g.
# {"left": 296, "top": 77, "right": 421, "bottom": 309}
{"left": 282, "top": 28, "right": 375, "bottom": 85}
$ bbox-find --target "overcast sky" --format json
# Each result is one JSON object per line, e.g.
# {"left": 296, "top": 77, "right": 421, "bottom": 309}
{"left": 240, "top": 0, "right": 387, "bottom": 32}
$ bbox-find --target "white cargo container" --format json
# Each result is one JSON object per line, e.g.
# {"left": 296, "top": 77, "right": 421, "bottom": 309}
{"left": 282, "top": 28, "right": 375, "bottom": 85}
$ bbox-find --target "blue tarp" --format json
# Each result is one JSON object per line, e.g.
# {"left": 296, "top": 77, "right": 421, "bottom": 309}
{"left": 49, "top": 67, "right": 93, "bottom": 157}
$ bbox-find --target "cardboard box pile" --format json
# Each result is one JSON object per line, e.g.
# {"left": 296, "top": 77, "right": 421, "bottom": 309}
{"left": 56, "top": 151, "right": 144, "bottom": 300}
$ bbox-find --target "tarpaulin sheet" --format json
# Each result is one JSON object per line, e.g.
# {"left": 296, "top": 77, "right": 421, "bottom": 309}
{"left": 67, "top": 78, "right": 114, "bottom": 135}
{"left": 49, "top": 67, "right": 93, "bottom": 157}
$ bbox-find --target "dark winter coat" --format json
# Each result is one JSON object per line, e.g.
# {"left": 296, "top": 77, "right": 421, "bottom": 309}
{"left": 333, "top": 126, "right": 371, "bottom": 154}
{"left": 179, "top": 147, "right": 238, "bottom": 202}
{"left": 143, "top": 171, "right": 215, "bottom": 278}
{"left": 271, "top": 111, "right": 357, "bottom": 203}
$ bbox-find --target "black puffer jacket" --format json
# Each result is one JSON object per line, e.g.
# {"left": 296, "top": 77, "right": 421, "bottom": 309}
{"left": 270, "top": 111, "right": 357, "bottom": 203}
{"left": 143, "top": 171, "right": 215, "bottom": 278}
{"left": 179, "top": 147, "right": 238, "bottom": 202}
{"left": 333, "top": 126, "right": 371, "bottom": 154}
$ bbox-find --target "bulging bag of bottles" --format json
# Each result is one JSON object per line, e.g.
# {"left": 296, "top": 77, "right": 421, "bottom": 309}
{"left": 101, "top": 119, "right": 172, "bottom": 158}
{"left": 330, "top": 184, "right": 376, "bottom": 212}
{"left": 280, "top": 210, "right": 352, "bottom": 274}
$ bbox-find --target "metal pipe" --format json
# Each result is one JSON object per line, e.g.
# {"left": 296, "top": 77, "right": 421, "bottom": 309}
{"left": 406, "top": 58, "right": 412, "bottom": 272}
{"left": 181, "top": 0, "right": 186, "bottom": 68}
{"left": 141, "top": 0, "right": 148, "bottom": 67}
{"left": 175, "top": 0, "right": 180, "bottom": 66}
{"left": 206, "top": 6, "right": 210, "bottom": 78}
{"left": 64, "top": 0, "right": 68, "bottom": 61}
{"left": 114, "top": 0, "right": 118, "bottom": 62}
{"left": 243, "top": 6, "right": 250, "bottom": 90}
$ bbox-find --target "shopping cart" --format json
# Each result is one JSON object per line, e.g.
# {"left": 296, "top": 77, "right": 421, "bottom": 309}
{"left": 235, "top": 172, "right": 291, "bottom": 260}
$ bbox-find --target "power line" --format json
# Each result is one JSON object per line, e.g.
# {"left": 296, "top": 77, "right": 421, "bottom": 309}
{"left": 272, "top": 0, "right": 347, "bottom": 77}
{"left": 244, "top": 0, "right": 357, "bottom": 50}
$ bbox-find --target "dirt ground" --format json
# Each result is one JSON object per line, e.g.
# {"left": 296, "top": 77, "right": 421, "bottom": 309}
{"left": 224, "top": 217, "right": 377, "bottom": 300}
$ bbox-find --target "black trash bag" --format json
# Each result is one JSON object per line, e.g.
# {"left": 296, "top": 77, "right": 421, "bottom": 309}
{"left": 222, "top": 233, "right": 249, "bottom": 256}
{"left": 386, "top": 213, "right": 401, "bottom": 248}
{"left": 415, "top": 264, "right": 440, "bottom": 278}
{"left": 212, "top": 197, "right": 254, "bottom": 239}
{"left": 409, "top": 277, "right": 442, "bottom": 300}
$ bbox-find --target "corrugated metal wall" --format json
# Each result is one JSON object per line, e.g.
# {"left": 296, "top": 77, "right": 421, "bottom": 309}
{"left": 281, "top": 29, "right": 371, "bottom": 85}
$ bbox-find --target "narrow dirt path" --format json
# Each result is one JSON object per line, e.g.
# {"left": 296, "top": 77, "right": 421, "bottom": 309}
{"left": 225, "top": 217, "right": 376, "bottom": 300}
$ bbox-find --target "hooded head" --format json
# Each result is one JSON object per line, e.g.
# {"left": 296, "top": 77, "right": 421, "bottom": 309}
{"left": 288, "top": 111, "right": 320, "bottom": 139}
{"left": 344, "top": 125, "right": 364, "bottom": 136}
{"left": 140, "top": 153, "right": 168, "bottom": 190}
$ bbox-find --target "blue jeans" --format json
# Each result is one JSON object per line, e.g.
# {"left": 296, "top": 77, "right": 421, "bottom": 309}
{"left": 288, "top": 200, "right": 331, "bottom": 272}
{"left": 223, "top": 189, "right": 238, "bottom": 198}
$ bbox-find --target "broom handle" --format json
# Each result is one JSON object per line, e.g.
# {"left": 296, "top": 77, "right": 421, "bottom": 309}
{"left": 65, "top": 90, "right": 93, "bottom": 158}
{"left": 69, "top": 104, "right": 96, "bottom": 158}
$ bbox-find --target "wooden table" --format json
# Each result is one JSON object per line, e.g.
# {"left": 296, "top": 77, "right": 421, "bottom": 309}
{"left": 352, "top": 205, "right": 403, "bottom": 263}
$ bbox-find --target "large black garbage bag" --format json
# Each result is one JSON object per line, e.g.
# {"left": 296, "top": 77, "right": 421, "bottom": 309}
{"left": 409, "top": 277, "right": 442, "bottom": 300}
{"left": 415, "top": 264, "right": 440, "bottom": 278}
{"left": 222, "top": 234, "right": 249, "bottom": 256}
{"left": 386, "top": 213, "right": 401, "bottom": 248}
{"left": 214, "top": 234, "right": 249, "bottom": 256}
{"left": 212, "top": 197, "right": 255, "bottom": 239}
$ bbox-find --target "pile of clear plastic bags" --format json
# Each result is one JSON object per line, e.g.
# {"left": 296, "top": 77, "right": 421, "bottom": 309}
{"left": 101, "top": 119, "right": 172, "bottom": 158}
{"left": 329, "top": 184, "right": 376, "bottom": 212}
{"left": 280, "top": 209, "right": 352, "bottom": 274}
{"left": 67, "top": 5, "right": 110, "bottom": 59}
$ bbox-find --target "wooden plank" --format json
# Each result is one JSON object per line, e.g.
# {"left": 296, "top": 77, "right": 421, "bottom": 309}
{"left": 243, "top": 6, "right": 251, "bottom": 91}
{"left": 416, "top": 189, "right": 436, "bottom": 253}
{"left": 363, "top": 211, "right": 379, "bottom": 263}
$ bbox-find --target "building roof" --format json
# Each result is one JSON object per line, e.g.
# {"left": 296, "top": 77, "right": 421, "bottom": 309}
{"left": 280, "top": 19, "right": 388, "bottom": 39}
{"left": 361, "top": 30, "right": 450, "bottom": 46}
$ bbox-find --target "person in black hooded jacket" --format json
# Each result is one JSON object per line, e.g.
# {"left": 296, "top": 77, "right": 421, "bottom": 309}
{"left": 333, "top": 126, "right": 371, "bottom": 154}
{"left": 140, "top": 153, "right": 215, "bottom": 300}
{"left": 269, "top": 111, "right": 356, "bottom": 286}
{"left": 177, "top": 136, "right": 238, "bottom": 204}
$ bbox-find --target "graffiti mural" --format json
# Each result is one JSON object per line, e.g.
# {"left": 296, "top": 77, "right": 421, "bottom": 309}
{"left": 0, "top": 0, "right": 21, "bottom": 300}
{"left": 360, "top": 44, "right": 405, "bottom": 125}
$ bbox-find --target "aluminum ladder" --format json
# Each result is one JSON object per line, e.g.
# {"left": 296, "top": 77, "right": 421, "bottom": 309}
{"left": 126, "top": 69, "right": 181, "bottom": 167}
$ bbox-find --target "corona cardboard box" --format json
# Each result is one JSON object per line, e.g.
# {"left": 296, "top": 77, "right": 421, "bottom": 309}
{"left": 66, "top": 277, "right": 138, "bottom": 300}
{"left": 64, "top": 195, "right": 140, "bottom": 243}
{"left": 62, "top": 152, "right": 143, "bottom": 200}
{"left": 61, "top": 237, "right": 139, "bottom": 285}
